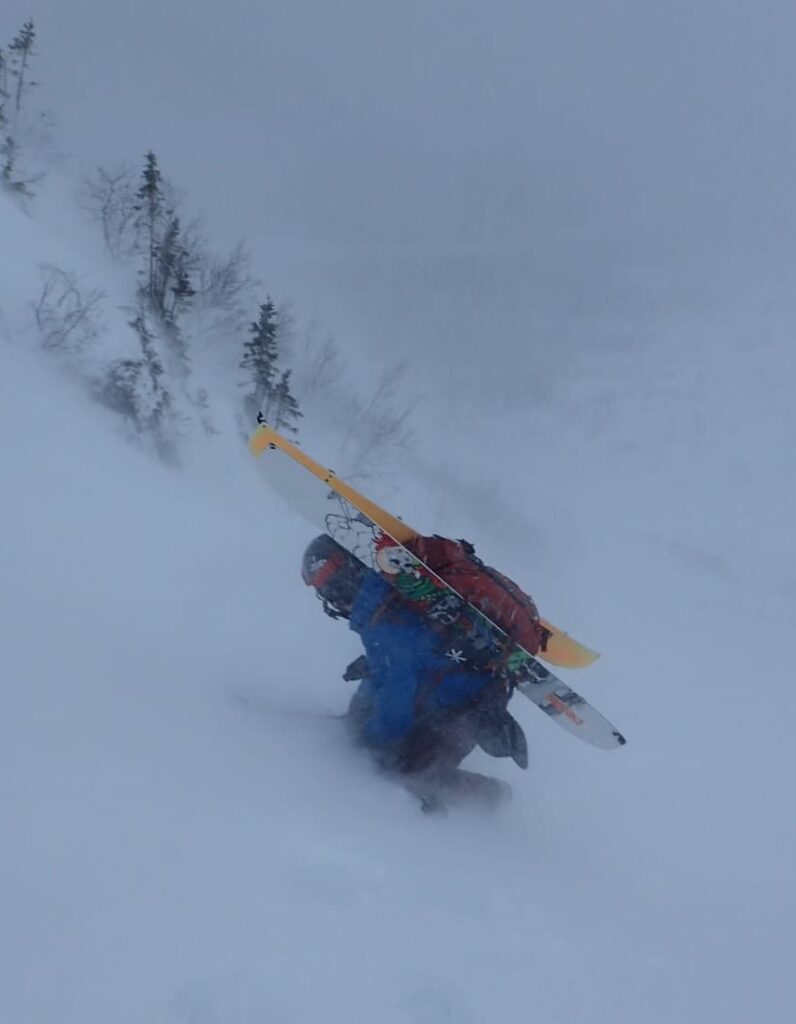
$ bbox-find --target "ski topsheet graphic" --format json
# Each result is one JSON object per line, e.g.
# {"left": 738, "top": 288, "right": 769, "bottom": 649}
{"left": 250, "top": 422, "right": 626, "bottom": 751}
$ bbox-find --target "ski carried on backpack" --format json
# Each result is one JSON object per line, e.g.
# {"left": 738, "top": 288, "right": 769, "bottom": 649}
{"left": 250, "top": 423, "right": 596, "bottom": 669}
{"left": 249, "top": 421, "right": 626, "bottom": 751}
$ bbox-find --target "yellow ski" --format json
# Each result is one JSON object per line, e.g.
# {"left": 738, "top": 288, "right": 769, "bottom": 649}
{"left": 250, "top": 423, "right": 599, "bottom": 669}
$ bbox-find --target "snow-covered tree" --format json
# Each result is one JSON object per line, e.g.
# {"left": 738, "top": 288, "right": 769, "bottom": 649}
{"left": 271, "top": 369, "right": 302, "bottom": 434}
{"left": 133, "top": 152, "right": 198, "bottom": 321}
{"left": 8, "top": 21, "right": 35, "bottom": 124}
{"left": 96, "top": 307, "right": 176, "bottom": 460}
{"left": 0, "top": 19, "right": 39, "bottom": 195}
{"left": 77, "top": 153, "right": 326, "bottom": 454}
{"left": 129, "top": 152, "right": 200, "bottom": 387}
{"left": 155, "top": 214, "right": 196, "bottom": 322}
{"left": 134, "top": 151, "right": 166, "bottom": 301}
{"left": 0, "top": 48, "right": 7, "bottom": 130}
{"left": 240, "top": 299, "right": 280, "bottom": 421}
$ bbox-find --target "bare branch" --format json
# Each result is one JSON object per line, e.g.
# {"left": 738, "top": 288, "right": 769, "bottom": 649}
{"left": 33, "top": 264, "right": 106, "bottom": 355}
{"left": 340, "top": 362, "right": 414, "bottom": 480}
{"left": 294, "top": 321, "right": 347, "bottom": 399}
{"left": 78, "top": 164, "right": 138, "bottom": 258}
{"left": 195, "top": 241, "right": 257, "bottom": 315}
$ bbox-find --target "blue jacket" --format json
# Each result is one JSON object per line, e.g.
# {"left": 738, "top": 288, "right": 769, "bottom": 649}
{"left": 347, "top": 572, "right": 495, "bottom": 749}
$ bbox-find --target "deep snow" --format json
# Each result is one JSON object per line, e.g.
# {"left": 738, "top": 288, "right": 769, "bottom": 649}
{"left": 2, "top": 181, "right": 795, "bottom": 1023}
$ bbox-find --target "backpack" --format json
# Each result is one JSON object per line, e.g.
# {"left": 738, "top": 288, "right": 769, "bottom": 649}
{"left": 404, "top": 535, "right": 549, "bottom": 656}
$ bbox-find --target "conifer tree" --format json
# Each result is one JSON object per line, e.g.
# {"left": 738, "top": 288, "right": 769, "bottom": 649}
{"left": 0, "top": 49, "right": 7, "bottom": 130}
{"left": 8, "top": 20, "right": 35, "bottom": 125}
{"left": 131, "top": 154, "right": 197, "bottom": 388}
{"left": 272, "top": 369, "right": 303, "bottom": 434}
{"left": 128, "top": 311, "right": 177, "bottom": 462}
{"left": 0, "top": 19, "right": 38, "bottom": 194}
{"left": 134, "top": 151, "right": 165, "bottom": 301}
{"left": 240, "top": 299, "right": 280, "bottom": 420}
{"left": 156, "top": 215, "right": 196, "bottom": 321}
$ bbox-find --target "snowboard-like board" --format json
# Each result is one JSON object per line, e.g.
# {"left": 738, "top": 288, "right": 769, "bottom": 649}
{"left": 250, "top": 424, "right": 597, "bottom": 669}
{"left": 249, "top": 422, "right": 625, "bottom": 751}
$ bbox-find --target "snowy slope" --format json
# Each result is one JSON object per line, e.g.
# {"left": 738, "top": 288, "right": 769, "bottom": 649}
{"left": 2, "top": 188, "right": 795, "bottom": 1024}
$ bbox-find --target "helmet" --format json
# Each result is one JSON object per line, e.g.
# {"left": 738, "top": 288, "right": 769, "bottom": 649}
{"left": 301, "top": 535, "right": 365, "bottom": 619}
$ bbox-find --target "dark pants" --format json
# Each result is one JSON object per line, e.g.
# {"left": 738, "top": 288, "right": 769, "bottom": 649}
{"left": 347, "top": 678, "right": 527, "bottom": 776}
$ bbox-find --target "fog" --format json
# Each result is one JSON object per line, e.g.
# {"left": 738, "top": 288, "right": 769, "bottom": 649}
{"left": 8, "top": 1, "right": 796, "bottom": 390}
{"left": 3, "top": 5, "right": 796, "bottom": 1019}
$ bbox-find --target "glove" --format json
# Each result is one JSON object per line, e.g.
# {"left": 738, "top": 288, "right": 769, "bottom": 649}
{"left": 343, "top": 655, "right": 370, "bottom": 682}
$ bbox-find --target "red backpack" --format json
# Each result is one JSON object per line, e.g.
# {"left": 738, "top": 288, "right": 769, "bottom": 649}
{"left": 404, "top": 535, "right": 548, "bottom": 655}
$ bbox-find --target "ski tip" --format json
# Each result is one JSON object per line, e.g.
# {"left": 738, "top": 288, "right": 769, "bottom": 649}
{"left": 249, "top": 423, "right": 270, "bottom": 456}
{"left": 538, "top": 617, "right": 601, "bottom": 669}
